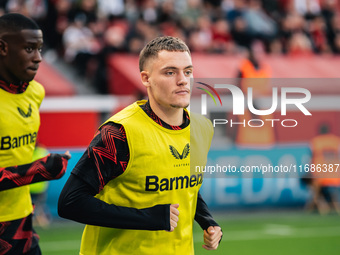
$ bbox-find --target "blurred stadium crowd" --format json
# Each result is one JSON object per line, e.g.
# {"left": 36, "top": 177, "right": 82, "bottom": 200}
{"left": 1, "top": 0, "right": 340, "bottom": 92}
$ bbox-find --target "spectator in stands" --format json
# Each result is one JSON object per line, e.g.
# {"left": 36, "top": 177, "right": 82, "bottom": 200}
{"left": 93, "top": 18, "right": 127, "bottom": 94}
{"left": 309, "top": 15, "right": 330, "bottom": 54}
{"left": 157, "top": 0, "right": 178, "bottom": 24}
{"left": 225, "top": 0, "right": 247, "bottom": 24}
{"left": 157, "top": 1, "right": 187, "bottom": 39}
{"left": 329, "top": 14, "right": 340, "bottom": 53}
{"left": 5, "top": 0, "right": 48, "bottom": 26}
{"left": 180, "top": 0, "right": 203, "bottom": 28}
{"left": 68, "top": 0, "right": 98, "bottom": 26}
{"left": 188, "top": 15, "right": 213, "bottom": 52}
{"left": 333, "top": 33, "right": 340, "bottom": 54}
{"left": 294, "top": 0, "right": 321, "bottom": 17}
{"left": 140, "top": 0, "right": 158, "bottom": 24}
{"left": 211, "top": 18, "right": 234, "bottom": 53}
{"left": 320, "top": 0, "right": 336, "bottom": 28}
{"left": 269, "top": 38, "right": 284, "bottom": 54}
{"left": 279, "top": 13, "right": 312, "bottom": 55}
{"left": 62, "top": 13, "right": 101, "bottom": 77}
{"left": 261, "top": 0, "right": 282, "bottom": 20}
{"left": 231, "top": 16, "right": 253, "bottom": 50}
{"left": 97, "top": 0, "right": 125, "bottom": 19}
{"left": 287, "top": 31, "right": 313, "bottom": 55}
{"left": 43, "top": 0, "right": 72, "bottom": 57}
{"left": 128, "top": 18, "right": 159, "bottom": 47}
{"left": 243, "top": 0, "right": 277, "bottom": 49}
{"left": 125, "top": 0, "right": 139, "bottom": 23}
{"left": 7, "top": 0, "right": 338, "bottom": 93}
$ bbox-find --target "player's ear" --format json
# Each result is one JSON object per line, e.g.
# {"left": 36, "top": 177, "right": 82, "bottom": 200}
{"left": 0, "top": 39, "right": 8, "bottom": 56}
{"left": 141, "top": 71, "right": 150, "bottom": 88}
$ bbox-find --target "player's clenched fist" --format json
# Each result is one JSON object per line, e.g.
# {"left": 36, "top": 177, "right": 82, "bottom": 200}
{"left": 167, "top": 204, "right": 179, "bottom": 232}
{"left": 44, "top": 151, "right": 71, "bottom": 178}
{"left": 203, "top": 226, "right": 223, "bottom": 250}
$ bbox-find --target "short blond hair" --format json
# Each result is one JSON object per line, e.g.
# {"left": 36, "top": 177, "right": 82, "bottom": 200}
{"left": 139, "top": 36, "right": 190, "bottom": 72}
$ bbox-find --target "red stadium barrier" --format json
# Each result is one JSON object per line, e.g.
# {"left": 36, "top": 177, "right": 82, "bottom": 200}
{"left": 37, "top": 96, "right": 130, "bottom": 148}
{"left": 38, "top": 111, "right": 98, "bottom": 148}
{"left": 35, "top": 60, "right": 76, "bottom": 96}
{"left": 107, "top": 53, "right": 340, "bottom": 95}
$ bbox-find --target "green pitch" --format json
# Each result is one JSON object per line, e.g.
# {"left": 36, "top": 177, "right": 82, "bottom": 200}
{"left": 36, "top": 211, "right": 340, "bottom": 255}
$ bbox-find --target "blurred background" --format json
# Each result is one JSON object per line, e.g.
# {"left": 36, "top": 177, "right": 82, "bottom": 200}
{"left": 1, "top": 0, "right": 340, "bottom": 254}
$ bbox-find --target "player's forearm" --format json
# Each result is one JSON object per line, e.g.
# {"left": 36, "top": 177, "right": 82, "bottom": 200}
{"left": 58, "top": 174, "right": 170, "bottom": 230}
{"left": 195, "top": 192, "right": 219, "bottom": 230}
{"left": 0, "top": 154, "right": 68, "bottom": 191}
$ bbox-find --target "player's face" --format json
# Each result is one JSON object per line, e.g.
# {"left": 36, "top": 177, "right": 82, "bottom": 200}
{"left": 142, "top": 50, "right": 193, "bottom": 110}
{"left": 1, "top": 29, "right": 43, "bottom": 83}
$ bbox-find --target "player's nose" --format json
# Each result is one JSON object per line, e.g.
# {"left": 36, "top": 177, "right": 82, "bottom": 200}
{"left": 177, "top": 71, "right": 188, "bottom": 86}
{"left": 32, "top": 49, "right": 42, "bottom": 63}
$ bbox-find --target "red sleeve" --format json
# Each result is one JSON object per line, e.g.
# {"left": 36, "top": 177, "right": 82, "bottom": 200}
{"left": 0, "top": 153, "right": 69, "bottom": 191}
{"left": 71, "top": 122, "right": 129, "bottom": 194}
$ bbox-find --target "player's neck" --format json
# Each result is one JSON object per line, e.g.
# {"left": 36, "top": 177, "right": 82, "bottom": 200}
{"left": 0, "top": 76, "right": 28, "bottom": 94}
{"left": 149, "top": 100, "right": 184, "bottom": 127}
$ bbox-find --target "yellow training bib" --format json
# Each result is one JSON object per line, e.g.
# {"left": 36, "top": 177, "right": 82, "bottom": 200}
{"left": 80, "top": 101, "right": 213, "bottom": 255}
{"left": 0, "top": 80, "right": 44, "bottom": 222}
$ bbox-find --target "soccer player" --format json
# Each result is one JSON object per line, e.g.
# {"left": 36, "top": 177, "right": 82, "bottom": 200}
{"left": 58, "top": 36, "right": 222, "bottom": 254}
{"left": 0, "top": 13, "right": 70, "bottom": 254}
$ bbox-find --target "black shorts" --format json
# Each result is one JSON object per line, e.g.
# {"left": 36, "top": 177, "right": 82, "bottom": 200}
{"left": 0, "top": 214, "right": 41, "bottom": 255}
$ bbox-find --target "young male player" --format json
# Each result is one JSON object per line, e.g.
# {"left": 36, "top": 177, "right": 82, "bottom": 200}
{"left": 58, "top": 36, "right": 222, "bottom": 254}
{"left": 0, "top": 13, "right": 70, "bottom": 254}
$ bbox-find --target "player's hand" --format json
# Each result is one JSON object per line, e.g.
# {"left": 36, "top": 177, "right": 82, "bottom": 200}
{"left": 57, "top": 151, "right": 71, "bottom": 178}
{"left": 202, "top": 226, "right": 222, "bottom": 250}
{"left": 61, "top": 150, "right": 71, "bottom": 160}
{"left": 167, "top": 204, "right": 179, "bottom": 232}
{"left": 45, "top": 151, "right": 71, "bottom": 179}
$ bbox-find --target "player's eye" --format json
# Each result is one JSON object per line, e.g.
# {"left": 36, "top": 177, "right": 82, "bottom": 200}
{"left": 185, "top": 70, "right": 193, "bottom": 76}
{"left": 166, "top": 71, "right": 175, "bottom": 76}
{"left": 26, "top": 47, "right": 33, "bottom": 53}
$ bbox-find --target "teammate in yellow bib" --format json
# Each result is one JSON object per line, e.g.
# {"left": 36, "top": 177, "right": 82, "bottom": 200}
{"left": 59, "top": 36, "right": 222, "bottom": 254}
{"left": 0, "top": 13, "right": 70, "bottom": 254}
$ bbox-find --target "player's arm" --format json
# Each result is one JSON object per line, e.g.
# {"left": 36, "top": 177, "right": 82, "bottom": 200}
{"left": 195, "top": 192, "right": 218, "bottom": 229}
{"left": 195, "top": 192, "right": 223, "bottom": 250}
{"left": 58, "top": 173, "right": 170, "bottom": 230}
{"left": 0, "top": 152, "right": 70, "bottom": 191}
{"left": 58, "top": 122, "right": 171, "bottom": 231}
